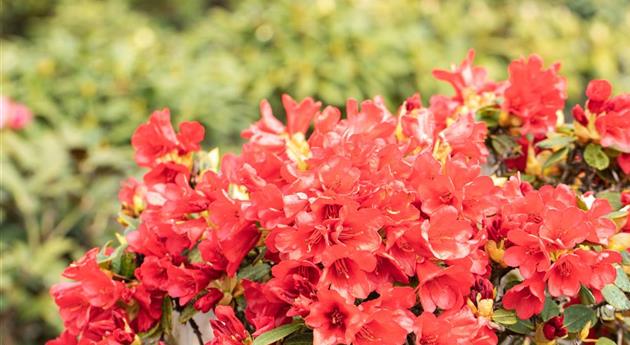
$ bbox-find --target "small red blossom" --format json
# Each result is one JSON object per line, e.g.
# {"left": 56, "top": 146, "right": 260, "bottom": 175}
{"left": 504, "top": 55, "right": 567, "bottom": 135}
{"left": 502, "top": 275, "right": 545, "bottom": 319}
{"left": 304, "top": 289, "right": 362, "bottom": 345}
{"left": 131, "top": 109, "right": 204, "bottom": 167}
{"left": 416, "top": 261, "right": 474, "bottom": 312}
{"left": 545, "top": 252, "right": 591, "bottom": 297}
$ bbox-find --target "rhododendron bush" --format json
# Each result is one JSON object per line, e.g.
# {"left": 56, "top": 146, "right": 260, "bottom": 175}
{"left": 48, "top": 51, "right": 630, "bottom": 345}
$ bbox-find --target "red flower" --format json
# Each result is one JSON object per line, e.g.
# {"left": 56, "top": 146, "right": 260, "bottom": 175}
{"left": 304, "top": 289, "right": 362, "bottom": 345}
{"left": 579, "top": 249, "right": 621, "bottom": 291}
{"left": 193, "top": 288, "right": 223, "bottom": 313}
{"left": 440, "top": 113, "right": 489, "bottom": 163}
{"left": 131, "top": 109, "right": 204, "bottom": 167}
{"left": 586, "top": 80, "right": 613, "bottom": 113}
{"left": 60, "top": 248, "right": 125, "bottom": 309}
{"left": 502, "top": 275, "right": 545, "bottom": 319}
{"left": 432, "top": 49, "right": 503, "bottom": 104}
{"left": 596, "top": 94, "right": 630, "bottom": 153}
{"left": 320, "top": 245, "right": 377, "bottom": 299}
{"left": 503, "top": 229, "right": 550, "bottom": 279}
{"left": 542, "top": 316, "right": 567, "bottom": 340}
{"left": 209, "top": 305, "right": 251, "bottom": 345}
{"left": 420, "top": 206, "right": 476, "bottom": 260}
{"left": 166, "top": 265, "right": 210, "bottom": 304}
{"left": 413, "top": 312, "right": 456, "bottom": 345}
{"left": 545, "top": 252, "right": 591, "bottom": 297}
{"left": 354, "top": 309, "right": 409, "bottom": 345}
{"left": 135, "top": 256, "right": 170, "bottom": 291}
{"left": 242, "top": 280, "right": 291, "bottom": 336}
{"left": 539, "top": 207, "right": 588, "bottom": 249}
{"left": 584, "top": 198, "right": 617, "bottom": 245}
{"left": 267, "top": 260, "right": 320, "bottom": 317}
{"left": 504, "top": 55, "right": 567, "bottom": 135}
{"left": 131, "top": 284, "right": 163, "bottom": 332}
{"left": 416, "top": 261, "right": 474, "bottom": 312}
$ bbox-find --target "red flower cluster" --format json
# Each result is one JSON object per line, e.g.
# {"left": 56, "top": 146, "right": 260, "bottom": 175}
{"left": 498, "top": 181, "right": 621, "bottom": 318}
{"left": 48, "top": 51, "right": 629, "bottom": 345}
{"left": 572, "top": 79, "right": 630, "bottom": 173}
{"left": 504, "top": 55, "right": 567, "bottom": 135}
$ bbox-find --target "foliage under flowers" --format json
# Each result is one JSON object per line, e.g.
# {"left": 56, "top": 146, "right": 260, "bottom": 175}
{"left": 46, "top": 51, "right": 630, "bottom": 345}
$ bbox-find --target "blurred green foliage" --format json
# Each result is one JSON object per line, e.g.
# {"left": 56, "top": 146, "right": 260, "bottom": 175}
{"left": 1, "top": 0, "right": 629, "bottom": 343}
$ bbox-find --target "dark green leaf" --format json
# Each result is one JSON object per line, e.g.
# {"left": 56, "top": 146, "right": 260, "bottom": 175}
{"left": 490, "top": 134, "right": 517, "bottom": 156}
{"left": 563, "top": 304, "right": 597, "bottom": 332}
{"left": 161, "top": 297, "right": 173, "bottom": 338}
{"left": 542, "top": 146, "right": 569, "bottom": 169}
{"left": 252, "top": 321, "right": 304, "bottom": 345}
{"left": 492, "top": 308, "right": 517, "bottom": 325}
{"left": 536, "top": 136, "right": 575, "bottom": 149}
{"left": 584, "top": 143, "right": 610, "bottom": 170}
{"left": 238, "top": 262, "right": 271, "bottom": 281}
{"left": 602, "top": 284, "right": 630, "bottom": 310}
{"left": 476, "top": 106, "right": 501, "bottom": 127}
{"left": 541, "top": 297, "right": 560, "bottom": 322}
{"left": 283, "top": 332, "right": 314, "bottom": 345}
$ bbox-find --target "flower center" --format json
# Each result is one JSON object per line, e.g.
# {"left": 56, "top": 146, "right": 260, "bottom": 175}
{"left": 419, "top": 335, "right": 439, "bottom": 345}
{"left": 328, "top": 307, "right": 346, "bottom": 327}
{"left": 439, "top": 191, "right": 453, "bottom": 203}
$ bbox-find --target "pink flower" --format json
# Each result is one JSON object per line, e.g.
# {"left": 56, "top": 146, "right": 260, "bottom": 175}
{"left": 0, "top": 96, "right": 33, "bottom": 130}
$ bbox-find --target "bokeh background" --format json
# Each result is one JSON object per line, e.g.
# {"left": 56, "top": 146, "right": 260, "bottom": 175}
{"left": 1, "top": 0, "right": 629, "bottom": 343}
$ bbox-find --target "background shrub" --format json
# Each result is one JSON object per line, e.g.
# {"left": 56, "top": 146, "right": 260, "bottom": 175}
{"left": 1, "top": 0, "right": 629, "bottom": 343}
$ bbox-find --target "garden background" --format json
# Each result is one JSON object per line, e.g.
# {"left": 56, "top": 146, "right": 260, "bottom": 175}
{"left": 1, "top": 0, "right": 629, "bottom": 344}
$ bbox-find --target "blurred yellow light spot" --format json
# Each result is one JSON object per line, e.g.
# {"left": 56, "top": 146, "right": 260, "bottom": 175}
{"left": 133, "top": 27, "right": 155, "bottom": 49}
{"left": 255, "top": 24, "right": 274, "bottom": 42}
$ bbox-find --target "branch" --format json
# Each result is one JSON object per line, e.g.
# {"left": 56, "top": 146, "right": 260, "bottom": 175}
{"left": 189, "top": 318, "right": 204, "bottom": 345}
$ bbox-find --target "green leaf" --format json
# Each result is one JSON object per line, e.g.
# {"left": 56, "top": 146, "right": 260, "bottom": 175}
{"left": 492, "top": 308, "right": 517, "bottom": 325}
{"left": 607, "top": 209, "right": 628, "bottom": 220}
{"left": 283, "top": 333, "right": 314, "bottom": 345}
{"left": 476, "top": 106, "right": 501, "bottom": 127}
{"left": 491, "top": 134, "right": 517, "bottom": 156}
{"left": 505, "top": 318, "right": 534, "bottom": 335}
{"left": 542, "top": 146, "right": 569, "bottom": 169}
{"left": 541, "top": 297, "right": 561, "bottom": 322}
{"left": 602, "top": 284, "right": 630, "bottom": 310}
{"left": 584, "top": 143, "right": 610, "bottom": 170}
{"left": 238, "top": 262, "right": 271, "bottom": 281}
{"left": 579, "top": 285, "right": 596, "bottom": 305}
{"left": 597, "top": 191, "right": 622, "bottom": 210}
{"left": 563, "top": 304, "right": 597, "bottom": 332}
{"left": 615, "top": 266, "right": 630, "bottom": 292}
{"left": 536, "top": 136, "right": 575, "bottom": 149}
{"left": 596, "top": 337, "right": 616, "bottom": 345}
{"left": 252, "top": 321, "right": 304, "bottom": 345}
{"left": 178, "top": 303, "right": 197, "bottom": 324}
{"left": 161, "top": 297, "right": 173, "bottom": 338}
